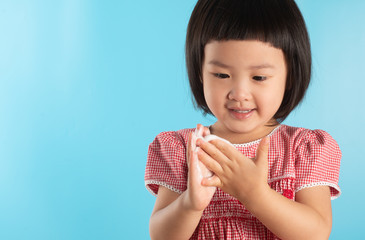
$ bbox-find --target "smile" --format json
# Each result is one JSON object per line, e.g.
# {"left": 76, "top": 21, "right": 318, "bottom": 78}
{"left": 229, "top": 108, "right": 255, "bottom": 120}
{"left": 233, "top": 109, "right": 252, "bottom": 113}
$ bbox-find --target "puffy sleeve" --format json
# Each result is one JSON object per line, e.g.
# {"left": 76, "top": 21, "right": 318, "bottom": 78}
{"left": 144, "top": 131, "right": 188, "bottom": 196}
{"left": 295, "top": 129, "right": 342, "bottom": 199}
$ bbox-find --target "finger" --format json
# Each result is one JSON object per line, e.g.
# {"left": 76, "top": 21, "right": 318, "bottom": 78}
{"left": 190, "top": 149, "right": 203, "bottom": 182}
{"left": 186, "top": 132, "right": 192, "bottom": 166}
{"left": 196, "top": 138, "right": 229, "bottom": 165}
{"left": 197, "top": 147, "right": 224, "bottom": 174}
{"left": 187, "top": 132, "right": 198, "bottom": 166}
{"left": 195, "top": 124, "right": 204, "bottom": 137}
{"left": 203, "top": 126, "right": 210, "bottom": 136}
{"left": 201, "top": 175, "right": 222, "bottom": 188}
{"left": 207, "top": 138, "right": 239, "bottom": 161}
{"left": 255, "top": 136, "right": 270, "bottom": 170}
{"left": 196, "top": 123, "right": 211, "bottom": 138}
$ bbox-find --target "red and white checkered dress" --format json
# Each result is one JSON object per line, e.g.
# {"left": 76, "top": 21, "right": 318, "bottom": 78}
{"left": 145, "top": 124, "right": 341, "bottom": 240}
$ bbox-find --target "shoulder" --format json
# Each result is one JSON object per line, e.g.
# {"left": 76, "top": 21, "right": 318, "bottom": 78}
{"left": 279, "top": 126, "right": 342, "bottom": 198}
{"left": 149, "top": 128, "right": 195, "bottom": 149}
{"left": 274, "top": 124, "right": 319, "bottom": 141}
{"left": 274, "top": 125, "right": 340, "bottom": 152}
{"left": 146, "top": 128, "right": 195, "bottom": 196}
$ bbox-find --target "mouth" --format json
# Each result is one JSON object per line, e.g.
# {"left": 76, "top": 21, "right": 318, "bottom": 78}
{"left": 229, "top": 108, "right": 255, "bottom": 120}
{"left": 232, "top": 109, "right": 253, "bottom": 114}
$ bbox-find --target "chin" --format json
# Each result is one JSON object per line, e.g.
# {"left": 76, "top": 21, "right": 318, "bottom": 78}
{"left": 227, "top": 124, "right": 257, "bottom": 134}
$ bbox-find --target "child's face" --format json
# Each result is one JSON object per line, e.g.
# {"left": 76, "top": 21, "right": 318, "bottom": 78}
{"left": 202, "top": 40, "right": 287, "bottom": 142}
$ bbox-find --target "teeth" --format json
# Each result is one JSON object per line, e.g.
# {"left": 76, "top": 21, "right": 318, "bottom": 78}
{"left": 234, "top": 110, "right": 251, "bottom": 113}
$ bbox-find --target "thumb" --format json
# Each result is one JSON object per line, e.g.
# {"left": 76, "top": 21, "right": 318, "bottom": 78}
{"left": 255, "top": 136, "right": 270, "bottom": 170}
{"left": 201, "top": 175, "right": 221, "bottom": 188}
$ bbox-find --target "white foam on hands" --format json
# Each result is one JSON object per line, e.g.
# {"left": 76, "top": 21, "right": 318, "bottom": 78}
{"left": 193, "top": 125, "right": 233, "bottom": 179}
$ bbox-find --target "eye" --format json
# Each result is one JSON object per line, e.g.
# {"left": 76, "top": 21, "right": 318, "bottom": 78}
{"left": 213, "top": 73, "right": 230, "bottom": 79}
{"left": 252, "top": 76, "right": 267, "bottom": 81}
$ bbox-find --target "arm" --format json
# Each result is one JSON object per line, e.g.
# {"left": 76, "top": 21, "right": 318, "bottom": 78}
{"left": 197, "top": 137, "right": 332, "bottom": 240}
{"left": 245, "top": 185, "right": 332, "bottom": 240}
{"left": 149, "top": 187, "right": 203, "bottom": 240}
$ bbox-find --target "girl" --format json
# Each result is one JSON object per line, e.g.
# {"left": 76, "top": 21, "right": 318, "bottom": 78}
{"left": 145, "top": 0, "right": 341, "bottom": 239}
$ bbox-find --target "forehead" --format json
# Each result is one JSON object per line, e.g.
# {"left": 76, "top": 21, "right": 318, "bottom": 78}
{"left": 203, "top": 40, "right": 286, "bottom": 70}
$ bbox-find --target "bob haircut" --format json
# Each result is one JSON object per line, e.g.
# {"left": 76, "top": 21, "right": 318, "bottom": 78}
{"left": 185, "top": 0, "right": 311, "bottom": 123}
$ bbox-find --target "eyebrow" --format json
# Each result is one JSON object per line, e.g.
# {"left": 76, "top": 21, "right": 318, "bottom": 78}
{"left": 208, "top": 60, "right": 275, "bottom": 70}
{"left": 208, "top": 60, "right": 232, "bottom": 68}
{"left": 249, "top": 64, "right": 276, "bottom": 70}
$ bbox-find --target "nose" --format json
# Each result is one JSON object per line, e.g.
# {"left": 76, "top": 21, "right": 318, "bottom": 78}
{"left": 228, "top": 79, "right": 252, "bottom": 102}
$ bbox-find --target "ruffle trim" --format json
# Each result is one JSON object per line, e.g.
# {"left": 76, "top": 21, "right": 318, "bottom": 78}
{"left": 145, "top": 180, "right": 183, "bottom": 196}
{"left": 295, "top": 181, "right": 341, "bottom": 200}
{"left": 145, "top": 180, "right": 341, "bottom": 200}
{"left": 268, "top": 174, "right": 294, "bottom": 183}
{"left": 232, "top": 124, "right": 282, "bottom": 147}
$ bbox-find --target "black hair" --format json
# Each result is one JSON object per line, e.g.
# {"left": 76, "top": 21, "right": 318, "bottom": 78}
{"left": 185, "top": 0, "right": 311, "bottom": 123}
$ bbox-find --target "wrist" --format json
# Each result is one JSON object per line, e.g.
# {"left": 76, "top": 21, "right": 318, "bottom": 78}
{"left": 240, "top": 183, "right": 271, "bottom": 212}
{"left": 180, "top": 191, "right": 206, "bottom": 215}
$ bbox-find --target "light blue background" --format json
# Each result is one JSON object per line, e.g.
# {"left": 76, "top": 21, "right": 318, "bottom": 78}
{"left": 0, "top": 0, "right": 364, "bottom": 239}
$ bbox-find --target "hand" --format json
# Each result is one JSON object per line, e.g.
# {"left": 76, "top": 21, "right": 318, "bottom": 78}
{"left": 196, "top": 136, "right": 270, "bottom": 204}
{"left": 184, "top": 124, "right": 217, "bottom": 212}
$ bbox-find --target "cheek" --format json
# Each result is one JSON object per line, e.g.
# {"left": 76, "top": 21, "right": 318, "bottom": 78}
{"left": 272, "top": 93, "right": 285, "bottom": 110}
{"left": 257, "top": 85, "right": 285, "bottom": 111}
{"left": 203, "top": 82, "right": 217, "bottom": 107}
{"left": 203, "top": 81, "right": 227, "bottom": 109}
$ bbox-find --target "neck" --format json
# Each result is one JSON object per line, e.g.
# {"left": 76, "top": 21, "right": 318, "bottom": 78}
{"left": 209, "top": 120, "right": 279, "bottom": 144}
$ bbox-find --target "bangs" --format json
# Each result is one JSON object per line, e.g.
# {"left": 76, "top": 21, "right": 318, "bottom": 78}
{"left": 200, "top": 0, "right": 295, "bottom": 51}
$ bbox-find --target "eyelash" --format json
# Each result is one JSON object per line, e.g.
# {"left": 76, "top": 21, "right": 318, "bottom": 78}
{"left": 213, "top": 73, "right": 267, "bottom": 81}
{"left": 252, "top": 76, "right": 267, "bottom": 81}
{"left": 213, "top": 73, "right": 230, "bottom": 79}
